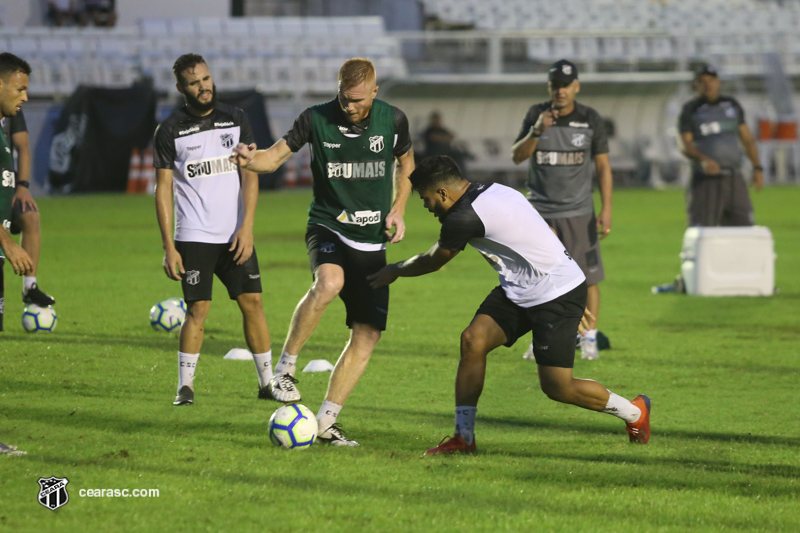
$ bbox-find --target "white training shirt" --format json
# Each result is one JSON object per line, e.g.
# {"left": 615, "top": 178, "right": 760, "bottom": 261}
{"left": 154, "top": 103, "right": 254, "bottom": 243}
{"left": 438, "top": 182, "right": 586, "bottom": 307}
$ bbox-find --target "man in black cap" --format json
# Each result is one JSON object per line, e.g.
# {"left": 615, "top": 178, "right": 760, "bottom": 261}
{"left": 678, "top": 64, "right": 763, "bottom": 227}
{"left": 511, "top": 59, "right": 613, "bottom": 361}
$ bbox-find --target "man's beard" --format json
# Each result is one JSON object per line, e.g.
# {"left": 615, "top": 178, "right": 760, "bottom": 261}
{"left": 185, "top": 84, "right": 217, "bottom": 113}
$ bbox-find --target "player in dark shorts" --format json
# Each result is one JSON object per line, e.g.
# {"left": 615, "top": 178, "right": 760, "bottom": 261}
{"left": 653, "top": 65, "right": 764, "bottom": 293}
{"left": 512, "top": 59, "right": 613, "bottom": 361}
{"left": 230, "top": 58, "right": 415, "bottom": 446}
{"left": 368, "top": 156, "right": 650, "bottom": 454}
{"left": 154, "top": 54, "right": 273, "bottom": 406}
{"left": 0, "top": 53, "right": 35, "bottom": 333}
{"left": 1, "top": 109, "right": 56, "bottom": 308}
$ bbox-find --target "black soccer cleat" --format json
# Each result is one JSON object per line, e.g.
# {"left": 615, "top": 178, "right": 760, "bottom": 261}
{"left": 173, "top": 386, "right": 194, "bottom": 406}
{"left": 22, "top": 283, "right": 55, "bottom": 307}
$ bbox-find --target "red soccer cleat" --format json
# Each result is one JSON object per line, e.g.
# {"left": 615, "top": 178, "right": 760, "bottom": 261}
{"left": 626, "top": 394, "right": 651, "bottom": 444}
{"left": 424, "top": 434, "right": 477, "bottom": 455}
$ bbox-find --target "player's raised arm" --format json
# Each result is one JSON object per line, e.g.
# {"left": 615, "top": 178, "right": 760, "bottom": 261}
{"left": 368, "top": 242, "right": 458, "bottom": 288}
{"left": 230, "top": 138, "right": 294, "bottom": 174}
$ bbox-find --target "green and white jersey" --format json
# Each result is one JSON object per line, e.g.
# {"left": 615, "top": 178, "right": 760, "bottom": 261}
{"left": 0, "top": 126, "right": 15, "bottom": 258}
{"left": 283, "top": 98, "right": 412, "bottom": 251}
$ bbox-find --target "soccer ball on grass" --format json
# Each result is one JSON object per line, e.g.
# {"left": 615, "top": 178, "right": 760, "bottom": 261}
{"left": 268, "top": 404, "right": 318, "bottom": 450}
{"left": 22, "top": 304, "right": 57, "bottom": 332}
{"left": 149, "top": 297, "right": 186, "bottom": 334}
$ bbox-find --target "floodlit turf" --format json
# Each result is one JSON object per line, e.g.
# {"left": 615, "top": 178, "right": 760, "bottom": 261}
{"left": 2, "top": 186, "right": 799, "bottom": 532}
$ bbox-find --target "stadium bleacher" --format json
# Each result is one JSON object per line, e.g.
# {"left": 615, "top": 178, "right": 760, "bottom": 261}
{"left": 0, "top": 16, "right": 406, "bottom": 96}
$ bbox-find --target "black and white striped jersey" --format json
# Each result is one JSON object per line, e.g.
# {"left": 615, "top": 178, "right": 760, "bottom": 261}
{"left": 154, "top": 103, "right": 255, "bottom": 244}
{"left": 439, "top": 182, "right": 585, "bottom": 307}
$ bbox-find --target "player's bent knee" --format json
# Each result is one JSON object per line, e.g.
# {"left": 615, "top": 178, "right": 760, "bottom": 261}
{"left": 186, "top": 300, "right": 211, "bottom": 321}
{"left": 21, "top": 209, "right": 40, "bottom": 228}
{"left": 460, "top": 327, "right": 488, "bottom": 357}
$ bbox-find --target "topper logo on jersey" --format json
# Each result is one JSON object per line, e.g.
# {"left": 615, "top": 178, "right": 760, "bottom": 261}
{"left": 220, "top": 133, "right": 235, "bottom": 149}
{"left": 337, "top": 209, "right": 381, "bottom": 226}
{"left": 535, "top": 151, "right": 585, "bottom": 166}
{"left": 323, "top": 142, "right": 341, "bottom": 149}
{"left": 327, "top": 161, "right": 386, "bottom": 180}
{"left": 369, "top": 135, "right": 384, "bottom": 153}
{"left": 186, "top": 156, "right": 238, "bottom": 178}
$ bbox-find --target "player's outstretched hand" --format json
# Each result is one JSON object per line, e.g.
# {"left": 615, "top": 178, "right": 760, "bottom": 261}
{"left": 12, "top": 188, "right": 38, "bottom": 214}
{"left": 163, "top": 247, "right": 185, "bottom": 281}
{"left": 5, "top": 242, "right": 33, "bottom": 275}
{"left": 367, "top": 264, "right": 400, "bottom": 288}
{"left": 385, "top": 210, "right": 406, "bottom": 243}
{"left": 230, "top": 143, "right": 257, "bottom": 168}
{"left": 230, "top": 228, "right": 254, "bottom": 265}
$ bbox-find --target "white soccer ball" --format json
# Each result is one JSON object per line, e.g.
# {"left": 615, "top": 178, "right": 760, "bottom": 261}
{"left": 268, "top": 404, "right": 318, "bottom": 450}
{"left": 21, "top": 304, "right": 57, "bottom": 333}
{"left": 149, "top": 297, "right": 186, "bottom": 334}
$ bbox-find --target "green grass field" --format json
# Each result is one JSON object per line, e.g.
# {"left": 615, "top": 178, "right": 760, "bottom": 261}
{"left": 2, "top": 186, "right": 799, "bottom": 532}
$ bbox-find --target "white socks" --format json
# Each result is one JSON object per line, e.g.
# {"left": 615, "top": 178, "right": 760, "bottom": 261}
{"left": 602, "top": 391, "right": 642, "bottom": 424}
{"left": 177, "top": 352, "right": 199, "bottom": 391}
{"left": 252, "top": 350, "right": 273, "bottom": 388}
{"left": 317, "top": 400, "right": 342, "bottom": 433}
{"left": 23, "top": 276, "right": 36, "bottom": 292}
{"left": 455, "top": 406, "right": 478, "bottom": 445}
{"left": 274, "top": 351, "right": 298, "bottom": 376}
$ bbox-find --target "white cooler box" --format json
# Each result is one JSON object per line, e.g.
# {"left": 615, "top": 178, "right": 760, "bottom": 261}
{"left": 680, "top": 226, "right": 775, "bottom": 296}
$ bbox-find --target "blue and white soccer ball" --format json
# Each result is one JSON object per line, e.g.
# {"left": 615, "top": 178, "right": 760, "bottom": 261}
{"left": 149, "top": 297, "right": 186, "bottom": 335}
{"left": 21, "top": 304, "right": 57, "bottom": 333}
{"left": 268, "top": 404, "right": 318, "bottom": 450}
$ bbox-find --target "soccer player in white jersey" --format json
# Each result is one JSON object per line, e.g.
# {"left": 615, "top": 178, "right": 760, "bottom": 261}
{"left": 369, "top": 156, "right": 650, "bottom": 454}
{"left": 154, "top": 54, "right": 273, "bottom": 406}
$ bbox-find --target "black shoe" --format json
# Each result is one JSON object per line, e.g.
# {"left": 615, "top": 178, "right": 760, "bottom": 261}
{"left": 22, "top": 283, "right": 55, "bottom": 307}
{"left": 173, "top": 386, "right": 194, "bottom": 406}
{"left": 597, "top": 331, "right": 611, "bottom": 351}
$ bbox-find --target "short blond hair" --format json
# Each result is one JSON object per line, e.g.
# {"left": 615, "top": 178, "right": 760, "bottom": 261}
{"left": 338, "top": 58, "right": 376, "bottom": 91}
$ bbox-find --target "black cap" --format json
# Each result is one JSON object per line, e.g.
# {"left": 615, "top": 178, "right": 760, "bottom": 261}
{"left": 694, "top": 64, "right": 718, "bottom": 80}
{"left": 548, "top": 59, "right": 578, "bottom": 85}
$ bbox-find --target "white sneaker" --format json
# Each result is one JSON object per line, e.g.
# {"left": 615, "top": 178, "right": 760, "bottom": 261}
{"left": 317, "top": 423, "right": 360, "bottom": 447}
{"left": 580, "top": 335, "right": 599, "bottom": 360}
{"left": 267, "top": 373, "right": 302, "bottom": 403}
{"left": 522, "top": 342, "right": 536, "bottom": 361}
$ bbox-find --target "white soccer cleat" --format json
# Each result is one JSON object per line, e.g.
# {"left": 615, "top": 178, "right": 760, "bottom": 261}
{"left": 317, "top": 423, "right": 359, "bottom": 447}
{"left": 522, "top": 342, "right": 536, "bottom": 361}
{"left": 580, "top": 335, "right": 599, "bottom": 360}
{"left": 267, "top": 373, "right": 302, "bottom": 403}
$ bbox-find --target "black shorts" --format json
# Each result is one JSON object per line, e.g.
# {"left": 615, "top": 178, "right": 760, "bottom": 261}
{"left": 687, "top": 172, "right": 754, "bottom": 227}
{"left": 545, "top": 212, "right": 604, "bottom": 286}
{"left": 174, "top": 241, "right": 262, "bottom": 302}
{"left": 476, "top": 282, "right": 587, "bottom": 368}
{"left": 306, "top": 224, "right": 388, "bottom": 331}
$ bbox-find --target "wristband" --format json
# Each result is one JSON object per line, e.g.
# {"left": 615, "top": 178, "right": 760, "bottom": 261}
{"left": 753, "top": 166, "right": 763, "bottom": 171}
{"left": 16, "top": 180, "right": 30, "bottom": 188}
